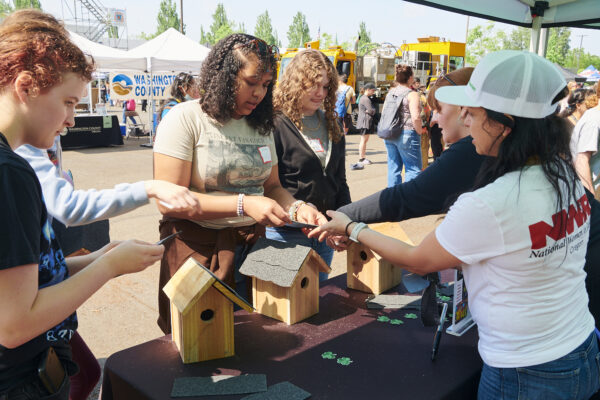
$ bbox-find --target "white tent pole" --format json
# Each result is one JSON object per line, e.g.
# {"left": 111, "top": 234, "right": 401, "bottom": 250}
{"left": 529, "top": 16, "right": 542, "bottom": 53}
{"left": 538, "top": 28, "right": 549, "bottom": 57}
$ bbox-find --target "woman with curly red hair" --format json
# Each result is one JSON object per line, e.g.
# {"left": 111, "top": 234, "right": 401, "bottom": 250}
{"left": 153, "top": 34, "right": 326, "bottom": 333}
{"left": 269, "top": 49, "right": 351, "bottom": 277}
{"left": 0, "top": 9, "right": 192, "bottom": 400}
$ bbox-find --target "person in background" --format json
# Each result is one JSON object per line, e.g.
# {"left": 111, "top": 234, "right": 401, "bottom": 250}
{"left": 558, "top": 88, "right": 588, "bottom": 131}
{"left": 352, "top": 82, "right": 377, "bottom": 170}
{"left": 153, "top": 34, "right": 325, "bottom": 334}
{"left": 270, "top": 49, "right": 350, "bottom": 278}
{"left": 0, "top": 10, "right": 177, "bottom": 400}
{"left": 570, "top": 83, "right": 600, "bottom": 193}
{"left": 157, "top": 72, "right": 200, "bottom": 123}
{"left": 383, "top": 64, "right": 423, "bottom": 186}
{"left": 314, "top": 51, "right": 599, "bottom": 399}
{"left": 335, "top": 74, "right": 355, "bottom": 134}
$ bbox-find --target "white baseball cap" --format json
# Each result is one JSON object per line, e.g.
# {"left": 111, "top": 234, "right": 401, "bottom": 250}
{"left": 435, "top": 50, "right": 566, "bottom": 119}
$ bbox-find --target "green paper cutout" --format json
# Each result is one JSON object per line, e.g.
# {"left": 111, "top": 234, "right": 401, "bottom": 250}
{"left": 404, "top": 313, "right": 418, "bottom": 319}
{"left": 321, "top": 352, "right": 337, "bottom": 359}
{"left": 377, "top": 316, "right": 390, "bottom": 322}
{"left": 337, "top": 357, "right": 353, "bottom": 366}
{"left": 390, "top": 319, "right": 404, "bottom": 325}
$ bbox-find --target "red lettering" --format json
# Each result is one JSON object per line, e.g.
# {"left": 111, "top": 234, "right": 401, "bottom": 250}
{"left": 528, "top": 194, "right": 590, "bottom": 250}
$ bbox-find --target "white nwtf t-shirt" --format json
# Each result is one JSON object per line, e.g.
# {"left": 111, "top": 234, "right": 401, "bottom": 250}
{"left": 436, "top": 165, "right": 594, "bottom": 368}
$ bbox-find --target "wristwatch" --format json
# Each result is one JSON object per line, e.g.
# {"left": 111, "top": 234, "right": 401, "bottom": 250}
{"left": 349, "top": 222, "right": 368, "bottom": 243}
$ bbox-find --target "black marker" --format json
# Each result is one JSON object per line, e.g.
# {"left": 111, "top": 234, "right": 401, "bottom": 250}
{"left": 156, "top": 230, "right": 182, "bottom": 245}
{"left": 431, "top": 302, "right": 448, "bottom": 361}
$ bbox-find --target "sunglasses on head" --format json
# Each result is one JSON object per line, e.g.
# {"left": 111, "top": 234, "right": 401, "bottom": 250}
{"left": 241, "top": 38, "right": 279, "bottom": 58}
{"left": 438, "top": 73, "right": 457, "bottom": 86}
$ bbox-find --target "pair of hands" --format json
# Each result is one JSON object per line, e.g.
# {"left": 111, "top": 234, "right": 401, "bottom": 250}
{"left": 307, "top": 210, "right": 354, "bottom": 251}
{"left": 241, "top": 197, "right": 327, "bottom": 228}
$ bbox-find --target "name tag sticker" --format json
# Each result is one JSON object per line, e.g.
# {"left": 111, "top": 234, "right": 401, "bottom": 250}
{"left": 309, "top": 138, "right": 324, "bottom": 153}
{"left": 258, "top": 146, "right": 272, "bottom": 163}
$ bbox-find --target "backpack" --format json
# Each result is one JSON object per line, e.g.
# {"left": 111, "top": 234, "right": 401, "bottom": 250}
{"left": 377, "top": 87, "right": 411, "bottom": 140}
{"left": 335, "top": 86, "right": 351, "bottom": 117}
{"left": 126, "top": 99, "right": 136, "bottom": 111}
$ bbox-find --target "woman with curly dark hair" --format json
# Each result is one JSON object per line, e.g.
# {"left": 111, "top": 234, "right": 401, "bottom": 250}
{"left": 153, "top": 34, "right": 326, "bottom": 334}
{"left": 269, "top": 49, "right": 350, "bottom": 278}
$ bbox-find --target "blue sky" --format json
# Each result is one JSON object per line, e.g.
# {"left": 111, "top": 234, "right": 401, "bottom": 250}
{"left": 41, "top": 0, "right": 600, "bottom": 61}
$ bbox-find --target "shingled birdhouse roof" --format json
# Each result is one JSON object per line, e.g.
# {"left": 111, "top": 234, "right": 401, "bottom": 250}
{"left": 163, "top": 257, "right": 253, "bottom": 314}
{"left": 239, "top": 238, "right": 331, "bottom": 287}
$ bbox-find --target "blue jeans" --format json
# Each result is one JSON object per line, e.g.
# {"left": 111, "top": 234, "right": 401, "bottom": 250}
{"left": 384, "top": 129, "right": 422, "bottom": 187}
{"left": 478, "top": 331, "right": 600, "bottom": 400}
{"left": 266, "top": 226, "right": 333, "bottom": 281}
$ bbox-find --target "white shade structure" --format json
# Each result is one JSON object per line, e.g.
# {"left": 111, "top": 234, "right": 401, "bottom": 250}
{"left": 126, "top": 28, "right": 210, "bottom": 73}
{"left": 68, "top": 30, "right": 147, "bottom": 71}
{"left": 402, "top": 0, "right": 600, "bottom": 55}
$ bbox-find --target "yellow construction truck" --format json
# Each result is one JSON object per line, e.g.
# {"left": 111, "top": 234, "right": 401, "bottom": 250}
{"left": 398, "top": 36, "right": 466, "bottom": 88}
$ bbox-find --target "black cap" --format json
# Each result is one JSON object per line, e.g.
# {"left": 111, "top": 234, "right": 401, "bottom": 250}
{"left": 364, "top": 82, "right": 376, "bottom": 90}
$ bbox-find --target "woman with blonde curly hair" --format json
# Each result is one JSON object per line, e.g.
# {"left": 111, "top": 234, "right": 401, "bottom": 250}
{"left": 270, "top": 49, "right": 351, "bottom": 276}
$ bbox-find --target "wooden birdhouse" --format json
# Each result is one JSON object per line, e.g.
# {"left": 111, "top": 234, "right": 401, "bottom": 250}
{"left": 163, "top": 257, "right": 253, "bottom": 364}
{"left": 239, "top": 238, "right": 331, "bottom": 325}
{"left": 347, "top": 222, "right": 413, "bottom": 295}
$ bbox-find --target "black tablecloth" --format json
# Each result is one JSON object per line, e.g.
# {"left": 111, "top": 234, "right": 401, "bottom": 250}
{"left": 101, "top": 275, "right": 482, "bottom": 399}
{"left": 61, "top": 115, "right": 123, "bottom": 149}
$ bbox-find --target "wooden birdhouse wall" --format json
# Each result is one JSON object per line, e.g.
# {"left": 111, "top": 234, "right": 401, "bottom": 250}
{"left": 346, "top": 222, "right": 409, "bottom": 295}
{"left": 289, "top": 260, "right": 319, "bottom": 324}
{"left": 252, "top": 256, "right": 320, "bottom": 325}
{"left": 171, "top": 286, "right": 234, "bottom": 363}
{"left": 347, "top": 243, "right": 402, "bottom": 295}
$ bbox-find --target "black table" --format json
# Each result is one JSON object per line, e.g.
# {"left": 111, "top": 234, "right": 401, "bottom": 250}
{"left": 61, "top": 115, "right": 123, "bottom": 149}
{"left": 101, "top": 275, "right": 482, "bottom": 399}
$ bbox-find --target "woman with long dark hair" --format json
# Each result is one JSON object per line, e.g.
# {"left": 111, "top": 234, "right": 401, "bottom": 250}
{"left": 312, "top": 51, "right": 599, "bottom": 399}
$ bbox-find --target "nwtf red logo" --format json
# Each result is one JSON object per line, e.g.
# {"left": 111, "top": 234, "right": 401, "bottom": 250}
{"left": 528, "top": 194, "right": 591, "bottom": 250}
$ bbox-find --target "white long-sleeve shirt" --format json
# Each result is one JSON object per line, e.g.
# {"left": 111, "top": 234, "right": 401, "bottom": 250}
{"left": 15, "top": 139, "right": 148, "bottom": 227}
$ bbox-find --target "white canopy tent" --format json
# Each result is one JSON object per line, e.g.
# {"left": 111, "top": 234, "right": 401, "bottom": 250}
{"left": 402, "top": 0, "right": 600, "bottom": 56}
{"left": 68, "top": 30, "right": 147, "bottom": 71}
{"left": 126, "top": 27, "right": 210, "bottom": 73}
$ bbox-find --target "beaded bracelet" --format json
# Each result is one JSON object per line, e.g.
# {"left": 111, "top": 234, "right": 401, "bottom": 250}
{"left": 345, "top": 221, "right": 354, "bottom": 236}
{"left": 236, "top": 193, "right": 245, "bottom": 217}
{"left": 288, "top": 200, "right": 306, "bottom": 221}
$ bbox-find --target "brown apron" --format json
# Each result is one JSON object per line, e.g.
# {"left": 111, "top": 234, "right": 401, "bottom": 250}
{"left": 157, "top": 218, "right": 264, "bottom": 334}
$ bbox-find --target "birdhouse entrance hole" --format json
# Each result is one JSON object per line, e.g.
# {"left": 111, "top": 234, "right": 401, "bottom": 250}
{"left": 200, "top": 309, "right": 215, "bottom": 322}
{"left": 360, "top": 250, "right": 368, "bottom": 261}
{"left": 300, "top": 277, "right": 309, "bottom": 289}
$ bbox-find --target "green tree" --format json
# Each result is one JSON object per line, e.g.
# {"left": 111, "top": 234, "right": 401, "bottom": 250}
{"left": 0, "top": 0, "right": 13, "bottom": 16}
{"left": 287, "top": 12, "right": 310, "bottom": 48}
{"left": 465, "top": 22, "right": 502, "bottom": 66}
{"left": 565, "top": 48, "right": 600, "bottom": 72}
{"left": 546, "top": 27, "right": 571, "bottom": 66}
{"left": 254, "top": 11, "right": 279, "bottom": 46}
{"left": 320, "top": 32, "right": 334, "bottom": 48}
{"left": 13, "top": 0, "right": 40, "bottom": 8}
{"left": 199, "top": 3, "right": 240, "bottom": 46}
{"left": 502, "top": 27, "right": 530, "bottom": 51}
{"left": 357, "top": 21, "right": 376, "bottom": 56}
{"left": 141, "top": 0, "right": 182, "bottom": 39}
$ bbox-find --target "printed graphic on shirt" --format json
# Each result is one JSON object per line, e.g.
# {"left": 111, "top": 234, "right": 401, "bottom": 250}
{"left": 309, "top": 138, "right": 325, "bottom": 153}
{"left": 528, "top": 194, "right": 591, "bottom": 258}
{"left": 39, "top": 219, "right": 77, "bottom": 343}
{"left": 202, "top": 139, "right": 273, "bottom": 195}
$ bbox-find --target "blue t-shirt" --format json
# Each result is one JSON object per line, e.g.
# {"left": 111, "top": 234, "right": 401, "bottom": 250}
{"left": 0, "top": 133, "right": 77, "bottom": 392}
